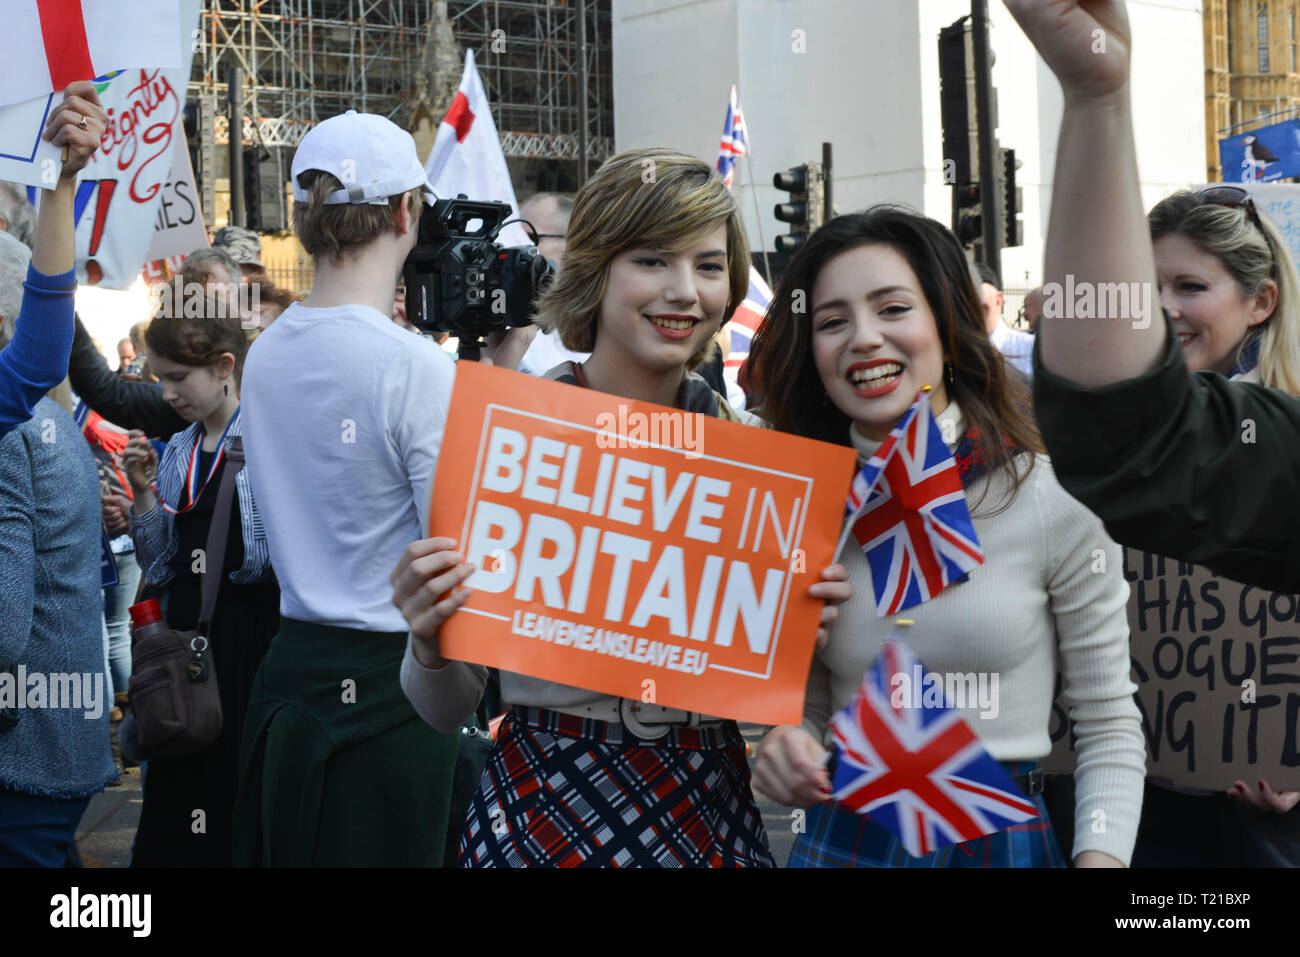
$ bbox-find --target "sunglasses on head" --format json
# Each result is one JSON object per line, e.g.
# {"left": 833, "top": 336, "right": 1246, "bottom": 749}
{"left": 1198, "top": 186, "right": 1267, "bottom": 236}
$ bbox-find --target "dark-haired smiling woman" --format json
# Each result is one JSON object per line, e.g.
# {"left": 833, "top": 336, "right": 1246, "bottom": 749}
{"left": 119, "top": 310, "right": 278, "bottom": 867}
{"left": 746, "top": 206, "right": 1146, "bottom": 867}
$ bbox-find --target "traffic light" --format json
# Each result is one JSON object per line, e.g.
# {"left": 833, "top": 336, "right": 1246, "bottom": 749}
{"left": 773, "top": 162, "right": 825, "bottom": 254}
{"left": 953, "top": 183, "right": 982, "bottom": 248}
{"left": 1000, "top": 147, "right": 1023, "bottom": 247}
{"left": 939, "top": 18, "right": 978, "bottom": 188}
{"left": 244, "top": 146, "right": 286, "bottom": 232}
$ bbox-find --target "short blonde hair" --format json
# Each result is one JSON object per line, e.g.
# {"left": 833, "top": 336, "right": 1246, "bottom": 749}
{"left": 293, "top": 171, "right": 424, "bottom": 263}
{"left": 534, "top": 148, "right": 750, "bottom": 359}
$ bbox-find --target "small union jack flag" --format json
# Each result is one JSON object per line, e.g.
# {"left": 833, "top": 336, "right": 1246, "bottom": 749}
{"left": 716, "top": 85, "right": 748, "bottom": 189}
{"left": 830, "top": 640, "right": 1039, "bottom": 858}
{"left": 837, "top": 390, "right": 983, "bottom": 616}
{"left": 725, "top": 269, "right": 771, "bottom": 375}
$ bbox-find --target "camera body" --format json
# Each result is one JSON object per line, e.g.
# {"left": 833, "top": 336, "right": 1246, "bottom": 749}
{"left": 401, "top": 196, "right": 554, "bottom": 350}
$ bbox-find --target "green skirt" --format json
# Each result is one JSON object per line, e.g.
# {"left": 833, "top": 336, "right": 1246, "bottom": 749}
{"left": 232, "top": 617, "right": 460, "bottom": 867}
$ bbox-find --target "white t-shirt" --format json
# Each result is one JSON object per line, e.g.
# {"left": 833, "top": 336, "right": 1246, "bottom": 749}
{"left": 989, "top": 321, "right": 1035, "bottom": 379}
{"left": 518, "top": 329, "right": 588, "bottom": 376}
{"left": 240, "top": 301, "right": 455, "bottom": 630}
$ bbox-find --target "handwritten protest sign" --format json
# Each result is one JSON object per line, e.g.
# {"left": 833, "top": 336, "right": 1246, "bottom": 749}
{"left": 430, "top": 362, "right": 857, "bottom": 725}
{"left": 72, "top": 0, "right": 201, "bottom": 289}
{"left": 144, "top": 128, "right": 207, "bottom": 263}
{"left": 1044, "top": 548, "right": 1300, "bottom": 789}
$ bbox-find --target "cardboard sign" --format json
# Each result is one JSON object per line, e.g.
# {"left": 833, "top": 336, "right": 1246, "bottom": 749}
{"left": 1044, "top": 548, "right": 1300, "bottom": 790}
{"left": 430, "top": 362, "right": 857, "bottom": 725}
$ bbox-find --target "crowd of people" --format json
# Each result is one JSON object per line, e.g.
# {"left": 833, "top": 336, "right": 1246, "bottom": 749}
{"left": 1, "top": 0, "right": 1299, "bottom": 868}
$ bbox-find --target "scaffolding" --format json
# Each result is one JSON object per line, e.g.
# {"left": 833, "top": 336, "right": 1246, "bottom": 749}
{"left": 193, "top": 0, "right": 614, "bottom": 161}
{"left": 446, "top": 0, "right": 614, "bottom": 162}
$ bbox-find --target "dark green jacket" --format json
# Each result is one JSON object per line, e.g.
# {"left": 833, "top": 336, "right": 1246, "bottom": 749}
{"left": 1033, "top": 315, "right": 1300, "bottom": 593}
{"left": 233, "top": 618, "right": 460, "bottom": 867}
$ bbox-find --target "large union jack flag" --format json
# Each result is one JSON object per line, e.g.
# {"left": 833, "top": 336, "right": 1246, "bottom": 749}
{"left": 831, "top": 640, "right": 1039, "bottom": 858}
{"left": 715, "top": 84, "right": 748, "bottom": 188}
{"left": 838, "top": 390, "right": 983, "bottom": 616}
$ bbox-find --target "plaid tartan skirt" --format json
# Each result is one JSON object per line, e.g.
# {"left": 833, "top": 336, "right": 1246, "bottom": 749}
{"left": 787, "top": 762, "right": 1067, "bottom": 868}
{"left": 458, "top": 706, "right": 775, "bottom": 868}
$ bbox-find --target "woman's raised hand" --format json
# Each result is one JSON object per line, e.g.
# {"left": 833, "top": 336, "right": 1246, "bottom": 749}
{"left": 1004, "top": 0, "right": 1131, "bottom": 102}
{"left": 43, "top": 80, "right": 108, "bottom": 181}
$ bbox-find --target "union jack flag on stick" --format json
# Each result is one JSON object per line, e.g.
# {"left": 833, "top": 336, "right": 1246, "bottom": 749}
{"left": 837, "top": 389, "right": 984, "bottom": 616}
{"left": 715, "top": 84, "right": 747, "bottom": 188}
{"left": 830, "top": 638, "right": 1039, "bottom": 858}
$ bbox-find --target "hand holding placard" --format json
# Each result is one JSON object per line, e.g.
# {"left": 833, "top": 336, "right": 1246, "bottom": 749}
{"left": 427, "top": 362, "right": 857, "bottom": 725}
{"left": 43, "top": 81, "right": 107, "bottom": 182}
{"left": 390, "top": 536, "right": 476, "bottom": 669}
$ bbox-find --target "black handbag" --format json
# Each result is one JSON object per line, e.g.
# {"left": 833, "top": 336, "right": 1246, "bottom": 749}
{"left": 127, "top": 438, "right": 244, "bottom": 759}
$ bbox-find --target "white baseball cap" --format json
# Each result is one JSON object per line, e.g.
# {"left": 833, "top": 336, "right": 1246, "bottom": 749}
{"left": 292, "top": 110, "right": 429, "bottom": 206}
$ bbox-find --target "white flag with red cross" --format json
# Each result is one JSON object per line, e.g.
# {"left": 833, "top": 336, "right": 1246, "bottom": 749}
{"left": 424, "top": 49, "right": 530, "bottom": 248}
{"left": 2, "top": 1, "right": 185, "bottom": 108}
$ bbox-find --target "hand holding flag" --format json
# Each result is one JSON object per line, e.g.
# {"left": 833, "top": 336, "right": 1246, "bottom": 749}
{"left": 837, "top": 389, "right": 983, "bottom": 616}
{"left": 830, "top": 636, "right": 1039, "bottom": 859}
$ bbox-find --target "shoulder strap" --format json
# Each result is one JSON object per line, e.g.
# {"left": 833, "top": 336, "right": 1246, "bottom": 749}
{"left": 196, "top": 436, "right": 244, "bottom": 635}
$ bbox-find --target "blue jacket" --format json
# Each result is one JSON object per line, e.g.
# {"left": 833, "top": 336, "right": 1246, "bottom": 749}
{"left": 0, "top": 266, "right": 76, "bottom": 440}
{"left": 0, "top": 398, "right": 117, "bottom": 797}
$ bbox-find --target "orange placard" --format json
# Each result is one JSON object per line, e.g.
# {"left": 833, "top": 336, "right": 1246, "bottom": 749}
{"left": 430, "top": 363, "right": 857, "bottom": 725}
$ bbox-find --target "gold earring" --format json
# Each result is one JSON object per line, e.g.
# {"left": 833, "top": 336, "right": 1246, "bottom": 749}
{"left": 944, "top": 359, "right": 954, "bottom": 384}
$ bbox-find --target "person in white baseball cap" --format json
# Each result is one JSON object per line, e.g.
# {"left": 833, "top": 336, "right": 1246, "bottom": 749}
{"left": 290, "top": 110, "right": 430, "bottom": 211}
{"left": 234, "top": 109, "right": 506, "bottom": 867}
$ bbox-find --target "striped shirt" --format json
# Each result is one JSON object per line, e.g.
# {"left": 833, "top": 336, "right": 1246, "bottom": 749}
{"left": 129, "top": 414, "right": 274, "bottom": 587}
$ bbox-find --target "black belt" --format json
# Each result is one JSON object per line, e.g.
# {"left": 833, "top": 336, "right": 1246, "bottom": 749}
{"left": 1010, "top": 768, "right": 1045, "bottom": 796}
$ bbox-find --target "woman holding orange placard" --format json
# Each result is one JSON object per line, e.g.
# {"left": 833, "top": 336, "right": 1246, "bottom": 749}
{"left": 391, "top": 148, "right": 851, "bottom": 867}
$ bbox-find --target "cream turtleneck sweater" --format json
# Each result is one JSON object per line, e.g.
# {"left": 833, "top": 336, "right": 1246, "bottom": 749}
{"left": 802, "top": 400, "right": 1146, "bottom": 864}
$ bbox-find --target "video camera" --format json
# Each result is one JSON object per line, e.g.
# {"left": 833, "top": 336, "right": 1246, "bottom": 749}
{"left": 401, "top": 195, "right": 555, "bottom": 360}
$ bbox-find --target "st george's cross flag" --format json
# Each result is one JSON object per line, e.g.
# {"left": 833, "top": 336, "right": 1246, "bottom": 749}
{"left": 837, "top": 390, "right": 983, "bottom": 616}
{"left": 830, "top": 639, "right": 1039, "bottom": 858}
{"left": 425, "top": 49, "right": 530, "bottom": 248}
{"left": 715, "top": 85, "right": 747, "bottom": 188}
{"left": 1, "top": 1, "right": 183, "bottom": 107}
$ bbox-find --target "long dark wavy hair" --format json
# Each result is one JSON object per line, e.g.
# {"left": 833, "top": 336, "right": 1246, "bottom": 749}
{"left": 748, "top": 206, "right": 1043, "bottom": 514}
